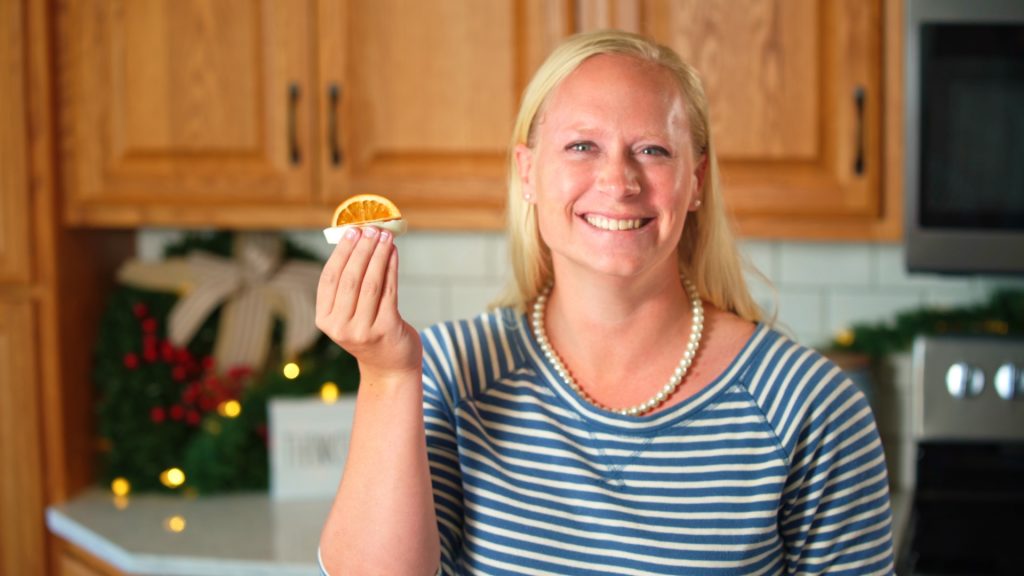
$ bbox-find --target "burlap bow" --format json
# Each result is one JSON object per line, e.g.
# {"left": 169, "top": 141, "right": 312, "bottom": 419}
{"left": 118, "top": 233, "right": 322, "bottom": 373}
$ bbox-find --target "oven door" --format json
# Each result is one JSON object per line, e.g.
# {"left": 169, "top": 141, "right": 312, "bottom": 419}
{"left": 899, "top": 442, "right": 1024, "bottom": 575}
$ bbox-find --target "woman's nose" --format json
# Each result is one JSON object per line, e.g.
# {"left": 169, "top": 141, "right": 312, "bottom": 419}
{"left": 596, "top": 152, "right": 641, "bottom": 197}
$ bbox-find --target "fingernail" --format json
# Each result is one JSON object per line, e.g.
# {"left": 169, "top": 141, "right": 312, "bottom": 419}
{"left": 363, "top": 226, "right": 379, "bottom": 238}
{"left": 379, "top": 230, "right": 391, "bottom": 243}
{"left": 343, "top": 227, "right": 359, "bottom": 240}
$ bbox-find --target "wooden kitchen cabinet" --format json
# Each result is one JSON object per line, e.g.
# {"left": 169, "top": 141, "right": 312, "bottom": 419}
{"left": 58, "top": 0, "right": 572, "bottom": 230}
{"left": 58, "top": 0, "right": 318, "bottom": 225}
{"left": 0, "top": 301, "right": 48, "bottom": 576}
{"left": 579, "top": 0, "right": 899, "bottom": 239}
{"left": 4, "top": 1, "right": 132, "bottom": 574}
{"left": 0, "top": 0, "right": 48, "bottom": 572}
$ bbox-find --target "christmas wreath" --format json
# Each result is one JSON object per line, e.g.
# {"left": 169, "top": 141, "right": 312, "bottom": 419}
{"left": 94, "top": 231, "right": 359, "bottom": 495}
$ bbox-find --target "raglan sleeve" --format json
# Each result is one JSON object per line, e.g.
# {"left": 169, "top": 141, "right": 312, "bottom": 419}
{"left": 420, "top": 324, "right": 465, "bottom": 574}
{"left": 778, "top": 359, "right": 896, "bottom": 575}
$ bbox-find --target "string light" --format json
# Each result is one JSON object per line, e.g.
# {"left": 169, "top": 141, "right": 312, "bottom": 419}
{"left": 111, "top": 477, "right": 131, "bottom": 497}
{"left": 283, "top": 362, "right": 300, "bottom": 379}
{"left": 217, "top": 399, "right": 242, "bottom": 418}
{"left": 160, "top": 467, "right": 186, "bottom": 489}
{"left": 320, "top": 382, "right": 340, "bottom": 404}
{"left": 164, "top": 515, "right": 186, "bottom": 533}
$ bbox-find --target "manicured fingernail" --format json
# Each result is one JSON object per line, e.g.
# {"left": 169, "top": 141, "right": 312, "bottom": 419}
{"left": 343, "top": 227, "right": 359, "bottom": 240}
{"left": 379, "top": 230, "right": 391, "bottom": 243}
{"left": 363, "top": 226, "right": 379, "bottom": 238}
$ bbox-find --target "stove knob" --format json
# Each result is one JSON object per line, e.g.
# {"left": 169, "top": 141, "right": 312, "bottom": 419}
{"left": 995, "top": 363, "right": 1023, "bottom": 400}
{"left": 946, "top": 362, "right": 984, "bottom": 399}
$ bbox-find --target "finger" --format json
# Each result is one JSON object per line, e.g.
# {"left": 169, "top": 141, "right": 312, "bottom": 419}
{"left": 351, "top": 229, "right": 394, "bottom": 327}
{"left": 316, "top": 226, "right": 361, "bottom": 319}
{"left": 332, "top": 226, "right": 382, "bottom": 322}
{"left": 376, "top": 243, "right": 401, "bottom": 327}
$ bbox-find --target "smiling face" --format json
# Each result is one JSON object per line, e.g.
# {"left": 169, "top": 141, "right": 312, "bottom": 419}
{"left": 515, "top": 53, "right": 706, "bottom": 286}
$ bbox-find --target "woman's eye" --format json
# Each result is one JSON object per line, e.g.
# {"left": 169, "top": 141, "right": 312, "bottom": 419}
{"left": 567, "top": 142, "right": 593, "bottom": 153}
{"left": 639, "top": 146, "right": 670, "bottom": 157}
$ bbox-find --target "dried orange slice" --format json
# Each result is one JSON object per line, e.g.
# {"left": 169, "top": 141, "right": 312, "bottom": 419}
{"left": 331, "top": 194, "right": 402, "bottom": 226}
{"left": 324, "top": 194, "right": 407, "bottom": 243}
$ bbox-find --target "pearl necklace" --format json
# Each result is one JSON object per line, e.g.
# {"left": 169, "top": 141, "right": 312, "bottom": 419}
{"left": 531, "top": 276, "right": 704, "bottom": 416}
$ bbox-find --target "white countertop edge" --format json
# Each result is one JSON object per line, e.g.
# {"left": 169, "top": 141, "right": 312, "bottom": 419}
{"left": 46, "top": 506, "right": 317, "bottom": 576}
{"left": 47, "top": 507, "right": 136, "bottom": 571}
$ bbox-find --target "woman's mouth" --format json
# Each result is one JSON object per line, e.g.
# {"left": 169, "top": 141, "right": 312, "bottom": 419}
{"left": 582, "top": 214, "right": 652, "bottom": 231}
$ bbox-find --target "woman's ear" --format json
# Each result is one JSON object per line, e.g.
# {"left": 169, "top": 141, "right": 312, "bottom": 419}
{"left": 689, "top": 154, "right": 708, "bottom": 211}
{"left": 514, "top": 143, "right": 535, "bottom": 203}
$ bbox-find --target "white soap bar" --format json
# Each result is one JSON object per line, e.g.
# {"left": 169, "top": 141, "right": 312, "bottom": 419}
{"left": 323, "top": 219, "right": 407, "bottom": 244}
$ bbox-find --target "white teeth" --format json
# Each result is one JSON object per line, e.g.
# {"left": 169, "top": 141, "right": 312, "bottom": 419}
{"left": 584, "top": 214, "right": 645, "bottom": 231}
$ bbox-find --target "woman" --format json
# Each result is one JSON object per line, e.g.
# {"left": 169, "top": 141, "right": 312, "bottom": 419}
{"left": 316, "top": 30, "right": 895, "bottom": 575}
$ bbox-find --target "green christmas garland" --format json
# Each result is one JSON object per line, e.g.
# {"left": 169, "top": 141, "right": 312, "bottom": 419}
{"left": 829, "top": 288, "right": 1024, "bottom": 359}
{"left": 94, "top": 232, "right": 359, "bottom": 494}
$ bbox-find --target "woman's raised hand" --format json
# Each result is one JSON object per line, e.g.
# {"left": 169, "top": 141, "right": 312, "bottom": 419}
{"left": 315, "top": 226, "right": 422, "bottom": 382}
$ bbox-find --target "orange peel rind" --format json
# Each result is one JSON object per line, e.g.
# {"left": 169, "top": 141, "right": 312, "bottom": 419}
{"left": 324, "top": 194, "right": 407, "bottom": 244}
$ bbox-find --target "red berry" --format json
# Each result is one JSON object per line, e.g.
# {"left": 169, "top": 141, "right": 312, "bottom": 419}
{"left": 201, "top": 356, "right": 215, "bottom": 371}
{"left": 150, "top": 406, "right": 166, "bottom": 423}
{"left": 160, "top": 340, "right": 175, "bottom": 362}
{"left": 169, "top": 405, "right": 185, "bottom": 421}
{"left": 182, "top": 383, "right": 199, "bottom": 404}
{"left": 132, "top": 302, "right": 149, "bottom": 318}
{"left": 171, "top": 366, "right": 187, "bottom": 381}
{"left": 199, "top": 395, "right": 217, "bottom": 413}
{"left": 176, "top": 348, "right": 192, "bottom": 364}
{"left": 123, "top": 353, "right": 139, "bottom": 370}
{"left": 185, "top": 410, "right": 201, "bottom": 426}
{"left": 141, "top": 318, "right": 158, "bottom": 334}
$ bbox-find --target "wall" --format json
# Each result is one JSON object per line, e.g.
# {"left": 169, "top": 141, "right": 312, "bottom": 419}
{"left": 140, "top": 229, "right": 1023, "bottom": 348}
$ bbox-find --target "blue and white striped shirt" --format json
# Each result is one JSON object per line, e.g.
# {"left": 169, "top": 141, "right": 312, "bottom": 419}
{"left": 421, "top": 307, "right": 895, "bottom": 575}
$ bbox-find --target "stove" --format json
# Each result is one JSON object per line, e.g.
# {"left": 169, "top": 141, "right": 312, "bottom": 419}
{"left": 897, "top": 335, "right": 1024, "bottom": 575}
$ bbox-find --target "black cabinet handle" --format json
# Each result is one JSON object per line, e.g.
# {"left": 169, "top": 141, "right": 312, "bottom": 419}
{"left": 853, "top": 86, "right": 865, "bottom": 176}
{"left": 329, "top": 84, "right": 343, "bottom": 166}
{"left": 288, "top": 83, "right": 301, "bottom": 165}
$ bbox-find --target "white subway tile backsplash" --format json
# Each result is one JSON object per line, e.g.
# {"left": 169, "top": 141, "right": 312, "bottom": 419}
{"left": 923, "top": 285, "right": 988, "bottom": 308}
{"left": 398, "top": 232, "right": 493, "bottom": 279}
{"left": 776, "top": 288, "right": 826, "bottom": 340}
{"left": 397, "top": 280, "right": 447, "bottom": 330}
{"left": 137, "top": 229, "right": 187, "bottom": 262}
{"left": 739, "top": 241, "right": 778, "bottom": 280}
{"left": 449, "top": 279, "right": 508, "bottom": 322}
{"left": 875, "top": 244, "right": 960, "bottom": 289}
{"left": 137, "top": 230, "right": 1011, "bottom": 349}
{"left": 778, "top": 242, "right": 874, "bottom": 287}
{"left": 747, "top": 280, "right": 779, "bottom": 324}
{"left": 826, "top": 290, "right": 923, "bottom": 339}
{"left": 491, "top": 235, "right": 511, "bottom": 282}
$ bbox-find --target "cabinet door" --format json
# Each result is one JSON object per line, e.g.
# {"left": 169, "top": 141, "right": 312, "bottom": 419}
{"left": 320, "top": 0, "right": 572, "bottom": 229}
{"left": 59, "top": 0, "right": 317, "bottom": 223}
{"left": 581, "top": 0, "right": 884, "bottom": 236}
{"left": 0, "top": 301, "right": 47, "bottom": 576}
{"left": 0, "top": 0, "right": 31, "bottom": 283}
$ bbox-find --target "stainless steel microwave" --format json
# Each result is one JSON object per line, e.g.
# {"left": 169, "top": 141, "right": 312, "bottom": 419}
{"left": 904, "top": 0, "right": 1024, "bottom": 275}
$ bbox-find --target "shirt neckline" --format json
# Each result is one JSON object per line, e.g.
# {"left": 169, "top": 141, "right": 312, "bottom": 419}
{"left": 504, "top": 307, "right": 770, "bottom": 433}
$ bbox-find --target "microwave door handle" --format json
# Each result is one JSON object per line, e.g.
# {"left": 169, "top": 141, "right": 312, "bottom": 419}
{"left": 854, "top": 86, "right": 865, "bottom": 176}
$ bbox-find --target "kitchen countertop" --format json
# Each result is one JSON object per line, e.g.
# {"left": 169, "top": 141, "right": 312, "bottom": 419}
{"left": 47, "top": 488, "right": 329, "bottom": 576}
{"left": 49, "top": 486, "right": 911, "bottom": 574}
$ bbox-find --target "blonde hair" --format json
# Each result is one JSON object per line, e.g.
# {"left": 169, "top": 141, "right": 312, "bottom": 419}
{"left": 496, "top": 30, "right": 764, "bottom": 323}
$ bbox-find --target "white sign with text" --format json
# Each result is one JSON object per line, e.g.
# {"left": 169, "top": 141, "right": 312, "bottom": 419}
{"left": 269, "top": 396, "right": 356, "bottom": 500}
